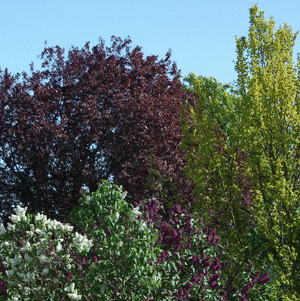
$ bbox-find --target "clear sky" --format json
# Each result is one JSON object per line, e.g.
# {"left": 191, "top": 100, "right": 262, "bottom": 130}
{"left": 1, "top": 0, "right": 300, "bottom": 87}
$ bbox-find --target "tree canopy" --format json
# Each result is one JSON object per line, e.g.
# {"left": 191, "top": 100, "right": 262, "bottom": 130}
{"left": 179, "top": 5, "right": 300, "bottom": 299}
{"left": 1, "top": 4, "right": 299, "bottom": 299}
{"left": 0, "top": 36, "right": 197, "bottom": 229}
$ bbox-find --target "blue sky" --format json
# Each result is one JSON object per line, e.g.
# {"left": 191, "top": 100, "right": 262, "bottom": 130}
{"left": 1, "top": 0, "right": 300, "bottom": 87}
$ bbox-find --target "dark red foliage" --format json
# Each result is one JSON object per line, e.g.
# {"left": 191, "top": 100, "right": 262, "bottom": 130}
{"left": 0, "top": 36, "right": 198, "bottom": 228}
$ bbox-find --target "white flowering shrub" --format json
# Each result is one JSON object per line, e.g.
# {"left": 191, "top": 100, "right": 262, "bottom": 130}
{"left": 66, "top": 180, "right": 165, "bottom": 300}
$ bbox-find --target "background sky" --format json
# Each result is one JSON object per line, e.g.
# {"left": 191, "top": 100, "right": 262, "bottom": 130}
{"left": 1, "top": 0, "right": 300, "bottom": 221}
{"left": 1, "top": 0, "right": 300, "bottom": 88}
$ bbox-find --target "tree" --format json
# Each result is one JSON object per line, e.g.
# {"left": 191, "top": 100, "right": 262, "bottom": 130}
{"left": 179, "top": 73, "right": 268, "bottom": 298}
{"left": 0, "top": 36, "right": 198, "bottom": 230}
{"left": 180, "top": 5, "right": 300, "bottom": 300}
{"left": 233, "top": 5, "right": 300, "bottom": 299}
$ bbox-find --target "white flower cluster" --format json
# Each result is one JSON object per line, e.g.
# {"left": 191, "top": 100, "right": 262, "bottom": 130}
{"left": 129, "top": 206, "right": 142, "bottom": 222}
{"left": 139, "top": 220, "right": 147, "bottom": 231}
{"left": 64, "top": 283, "right": 82, "bottom": 301}
{"left": 151, "top": 270, "right": 162, "bottom": 284}
{"left": 71, "top": 232, "right": 94, "bottom": 253}
{"left": 112, "top": 210, "right": 120, "bottom": 223}
{"left": 0, "top": 205, "right": 94, "bottom": 300}
{"left": 129, "top": 206, "right": 147, "bottom": 231}
{"left": 85, "top": 195, "right": 91, "bottom": 205}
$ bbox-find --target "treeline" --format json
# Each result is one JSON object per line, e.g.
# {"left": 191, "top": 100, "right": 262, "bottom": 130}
{"left": 0, "top": 4, "right": 300, "bottom": 300}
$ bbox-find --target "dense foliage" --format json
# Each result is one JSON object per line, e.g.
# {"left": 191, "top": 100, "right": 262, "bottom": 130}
{"left": 1, "top": 3, "right": 299, "bottom": 299}
{"left": 0, "top": 36, "right": 197, "bottom": 229}
{"left": 179, "top": 5, "right": 300, "bottom": 300}
{"left": 1, "top": 181, "right": 272, "bottom": 300}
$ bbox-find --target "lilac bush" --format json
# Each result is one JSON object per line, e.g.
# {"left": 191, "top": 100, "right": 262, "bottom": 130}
{"left": 0, "top": 180, "right": 272, "bottom": 300}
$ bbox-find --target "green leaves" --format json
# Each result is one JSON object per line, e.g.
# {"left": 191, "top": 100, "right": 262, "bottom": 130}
{"left": 234, "top": 4, "right": 300, "bottom": 299}
{"left": 66, "top": 180, "right": 165, "bottom": 300}
{"left": 178, "top": 4, "right": 300, "bottom": 300}
{"left": 179, "top": 23, "right": 285, "bottom": 298}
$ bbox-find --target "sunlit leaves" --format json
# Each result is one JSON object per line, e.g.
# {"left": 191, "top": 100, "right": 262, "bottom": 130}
{"left": 234, "top": 4, "right": 300, "bottom": 299}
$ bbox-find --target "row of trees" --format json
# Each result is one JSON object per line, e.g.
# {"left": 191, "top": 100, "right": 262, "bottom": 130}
{"left": 0, "top": 4, "right": 299, "bottom": 299}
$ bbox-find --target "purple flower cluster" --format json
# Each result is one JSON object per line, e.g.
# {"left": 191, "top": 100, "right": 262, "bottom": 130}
{"left": 241, "top": 271, "right": 271, "bottom": 298}
{"left": 140, "top": 202, "right": 226, "bottom": 299}
{"left": 140, "top": 200, "right": 271, "bottom": 300}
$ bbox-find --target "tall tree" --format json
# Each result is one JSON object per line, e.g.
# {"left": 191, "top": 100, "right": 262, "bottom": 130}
{"left": 180, "top": 5, "right": 300, "bottom": 300}
{"left": 179, "top": 73, "right": 266, "bottom": 296}
{"left": 0, "top": 36, "right": 197, "bottom": 230}
{"left": 233, "top": 5, "right": 300, "bottom": 299}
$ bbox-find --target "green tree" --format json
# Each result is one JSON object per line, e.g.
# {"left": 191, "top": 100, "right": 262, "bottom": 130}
{"left": 180, "top": 4, "right": 300, "bottom": 300}
{"left": 179, "top": 73, "right": 270, "bottom": 299}
{"left": 233, "top": 5, "right": 300, "bottom": 299}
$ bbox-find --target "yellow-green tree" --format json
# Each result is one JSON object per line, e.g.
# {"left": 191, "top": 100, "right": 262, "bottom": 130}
{"left": 234, "top": 5, "right": 300, "bottom": 299}
{"left": 179, "top": 73, "right": 272, "bottom": 299}
{"left": 181, "top": 4, "right": 300, "bottom": 300}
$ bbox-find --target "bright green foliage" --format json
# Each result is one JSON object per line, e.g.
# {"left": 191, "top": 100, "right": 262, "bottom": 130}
{"left": 233, "top": 5, "right": 300, "bottom": 300}
{"left": 179, "top": 73, "right": 270, "bottom": 298}
{"left": 180, "top": 73, "right": 242, "bottom": 227}
{"left": 180, "top": 4, "right": 300, "bottom": 300}
{"left": 181, "top": 73, "right": 240, "bottom": 146}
